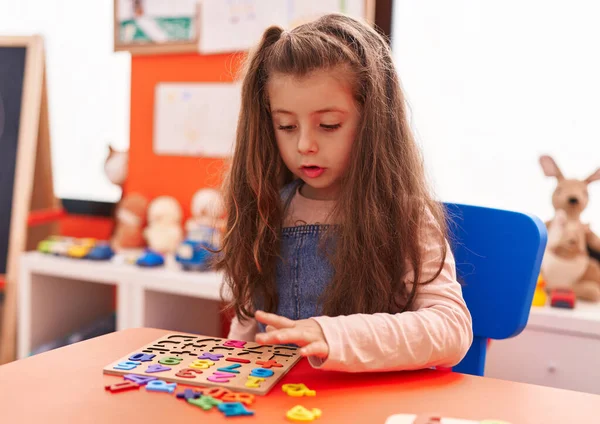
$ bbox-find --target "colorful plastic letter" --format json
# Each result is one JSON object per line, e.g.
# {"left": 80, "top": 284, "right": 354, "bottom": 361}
{"left": 217, "top": 363, "right": 241, "bottom": 374}
{"left": 105, "top": 380, "right": 140, "bottom": 393}
{"left": 286, "top": 405, "right": 322, "bottom": 422}
{"left": 218, "top": 402, "right": 254, "bottom": 417}
{"left": 114, "top": 360, "right": 141, "bottom": 370}
{"left": 176, "top": 389, "right": 202, "bottom": 400}
{"left": 221, "top": 392, "right": 255, "bottom": 406}
{"left": 203, "top": 387, "right": 231, "bottom": 399}
{"left": 245, "top": 376, "right": 265, "bottom": 388}
{"left": 129, "top": 353, "right": 155, "bottom": 362}
{"left": 223, "top": 340, "right": 246, "bottom": 348}
{"left": 124, "top": 374, "right": 157, "bottom": 386}
{"left": 250, "top": 368, "right": 274, "bottom": 378}
{"left": 146, "top": 380, "right": 177, "bottom": 394}
{"left": 282, "top": 383, "right": 316, "bottom": 397}
{"left": 207, "top": 371, "right": 236, "bottom": 383}
{"left": 256, "top": 359, "right": 283, "bottom": 369}
{"left": 158, "top": 356, "right": 183, "bottom": 365}
{"left": 176, "top": 368, "right": 203, "bottom": 378}
{"left": 189, "top": 359, "right": 215, "bottom": 370}
{"left": 188, "top": 395, "right": 222, "bottom": 411}
{"left": 226, "top": 357, "right": 251, "bottom": 364}
{"left": 146, "top": 364, "right": 171, "bottom": 373}
{"left": 198, "top": 352, "right": 224, "bottom": 361}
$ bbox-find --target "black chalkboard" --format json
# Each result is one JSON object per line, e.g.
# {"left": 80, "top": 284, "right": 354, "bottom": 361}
{"left": 0, "top": 47, "right": 26, "bottom": 275}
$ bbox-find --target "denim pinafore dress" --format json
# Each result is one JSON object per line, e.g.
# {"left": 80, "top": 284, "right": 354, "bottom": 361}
{"left": 256, "top": 181, "right": 333, "bottom": 333}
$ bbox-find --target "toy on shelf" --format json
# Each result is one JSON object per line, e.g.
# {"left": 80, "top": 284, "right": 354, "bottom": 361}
{"left": 185, "top": 188, "right": 226, "bottom": 246}
{"left": 87, "top": 243, "right": 115, "bottom": 261}
{"left": 135, "top": 250, "right": 165, "bottom": 267}
{"left": 540, "top": 155, "right": 600, "bottom": 255}
{"left": 541, "top": 210, "right": 600, "bottom": 302}
{"left": 112, "top": 193, "right": 149, "bottom": 250}
{"left": 37, "top": 235, "right": 65, "bottom": 254}
{"left": 144, "top": 196, "right": 184, "bottom": 254}
{"left": 39, "top": 236, "right": 75, "bottom": 256}
{"left": 531, "top": 275, "right": 547, "bottom": 307}
{"left": 174, "top": 188, "right": 225, "bottom": 272}
{"left": 175, "top": 240, "right": 214, "bottom": 271}
{"left": 67, "top": 238, "right": 96, "bottom": 259}
{"left": 550, "top": 288, "right": 576, "bottom": 309}
{"left": 104, "top": 145, "right": 129, "bottom": 191}
{"left": 37, "top": 236, "right": 115, "bottom": 261}
{"left": 539, "top": 155, "right": 600, "bottom": 301}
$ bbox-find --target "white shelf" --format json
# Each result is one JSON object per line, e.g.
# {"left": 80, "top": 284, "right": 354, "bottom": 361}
{"left": 486, "top": 300, "right": 600, "bottom": 394}
{"left": 528, "top": 301, "right": 600, "bottom": 337}
{"left": 17, "top": 251, "right": 224, "bottom": 359}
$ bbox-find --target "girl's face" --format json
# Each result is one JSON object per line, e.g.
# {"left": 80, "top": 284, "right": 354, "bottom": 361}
{"left": 268, "top": 69, "right": 360, "bottom": 200}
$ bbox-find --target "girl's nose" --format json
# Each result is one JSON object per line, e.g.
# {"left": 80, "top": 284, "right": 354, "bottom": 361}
{"left": 297, "top": 129, "right": 318, "bottom": 154}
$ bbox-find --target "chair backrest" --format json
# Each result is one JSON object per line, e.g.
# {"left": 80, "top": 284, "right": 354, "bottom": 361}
{"left": 444, "top": 203, "right": 547, "bottom": 376}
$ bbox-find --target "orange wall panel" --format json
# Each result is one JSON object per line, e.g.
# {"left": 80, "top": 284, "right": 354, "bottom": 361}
{"left": 127, "top": 53, "right": 244, "bottom": 219}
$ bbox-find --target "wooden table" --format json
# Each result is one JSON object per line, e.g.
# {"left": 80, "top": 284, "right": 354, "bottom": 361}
{"left": 0, "top": 328, "right": 598, "bottom": 423}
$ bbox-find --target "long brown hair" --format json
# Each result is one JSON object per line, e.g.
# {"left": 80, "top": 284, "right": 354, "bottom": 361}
{"left": 217, "top": 14, "right": 448, "bottom": 322}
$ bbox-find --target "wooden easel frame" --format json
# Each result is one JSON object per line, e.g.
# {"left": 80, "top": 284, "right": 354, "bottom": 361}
{"left": 0, "top": 35, "right": 56, "bottom": 364}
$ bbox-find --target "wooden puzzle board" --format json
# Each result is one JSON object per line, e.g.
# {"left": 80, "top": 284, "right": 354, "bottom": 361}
{"left": 103, "top": 333, "right": 302, "bottom": 395}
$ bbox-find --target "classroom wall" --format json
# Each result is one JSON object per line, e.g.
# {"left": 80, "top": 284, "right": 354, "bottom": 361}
{"left": 126, "top": 53, "right": 244, "bottom": 218}
{"left": 392, "top": 0, "right": 600, "bottom": 229}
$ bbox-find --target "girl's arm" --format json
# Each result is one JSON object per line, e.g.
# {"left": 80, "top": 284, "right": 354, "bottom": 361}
{"left": 227, "top": 315, "right": 258, "bottom": 341}
{"left": 309, "top": 214, "right": 473, "bottom": 372}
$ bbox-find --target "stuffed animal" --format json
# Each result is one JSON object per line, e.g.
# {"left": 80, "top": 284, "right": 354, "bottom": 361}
{"left": 144, "top": 196, "right": 184, "bottom": 254}
{"left": 185, "top": 188, "right": 226, "bottom": 247}
{"left": 111, "top": 193, "right": 148, "bottom": 250}
{"left": 539, "top": 155, "right": 600, "bottom": 262}
{"left": 104, "top": 146, "right": 129, "bottom": 190}
{"left": 541, "top": 210, "right": 600, "bottom": 301}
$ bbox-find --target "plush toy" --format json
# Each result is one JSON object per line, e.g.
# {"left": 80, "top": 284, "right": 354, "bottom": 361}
{"left": 539, "top": 155, "right": 600, "bottom": 262}
{"left": 104, "top": 146, "right": 129, "bottom": 190}
{"left": 185, "top": 188, "right": 226, "bottom": 247}
{"left": 111, "top": 193, "right": 149, "bottom": 250}
{"left": 144, "top": 196, "right": 184, "bottom": 254}
{"left": 541, "top": 210, "right": 600, "bottom": 301}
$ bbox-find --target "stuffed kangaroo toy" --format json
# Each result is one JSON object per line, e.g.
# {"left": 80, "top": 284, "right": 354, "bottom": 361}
{"left": 541, "top": 210, "right": 600, "bottom": 301}
{"left": 539, "top": 155, "right": 600, "bottom": 262}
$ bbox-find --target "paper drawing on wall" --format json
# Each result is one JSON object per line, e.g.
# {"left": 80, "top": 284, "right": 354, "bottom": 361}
{"left": 198, "top": 0, "right": 372, "bottom": 54}
{"left": 117, "top": 0, "right": 197, "bottom": 44}
{"left": 153, "top": 82, "right": 242, "bottom": 157}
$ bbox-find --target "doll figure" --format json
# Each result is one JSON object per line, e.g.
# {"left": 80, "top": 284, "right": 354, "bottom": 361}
{"left": 143, "top": 196, "right": 184, "bottom": 254}
{"left": 111, "top": 193, "right": 148, "bottom": 250}
{"left": 185, "top": 188, "right": 226, "bottom": 248}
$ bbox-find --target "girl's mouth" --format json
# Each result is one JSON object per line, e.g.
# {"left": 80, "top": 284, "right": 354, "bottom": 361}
{"left": 301, "top": 165, "right": 325, "bottom": 178}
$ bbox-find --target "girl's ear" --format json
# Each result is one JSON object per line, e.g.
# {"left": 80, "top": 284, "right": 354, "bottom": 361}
{"left": 539, "top": 155, "right": 564, "bottom": 180}
{"left": 585, "top": 168, "right": 600, "bottom": 185}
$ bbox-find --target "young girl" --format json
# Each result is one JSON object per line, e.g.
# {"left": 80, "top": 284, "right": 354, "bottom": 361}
{"left": 216, "top": 14, "right": 473, "bottom": 372}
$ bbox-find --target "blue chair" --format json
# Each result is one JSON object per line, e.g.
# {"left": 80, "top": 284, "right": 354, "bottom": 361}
{"left": 444, "top": 203, "right": 547, "bottom": 376}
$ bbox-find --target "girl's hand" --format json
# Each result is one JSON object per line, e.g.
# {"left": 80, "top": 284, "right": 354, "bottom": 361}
{"left": 254, "top": 310, "right": 330, "bottom": 359}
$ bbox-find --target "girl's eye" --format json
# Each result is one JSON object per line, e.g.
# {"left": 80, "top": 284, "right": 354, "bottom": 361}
{"left": 321, "top": 123, "right": 341, "bottom": 131}
{"left": 277, "top": 125, "right": 296, "bottom": 131}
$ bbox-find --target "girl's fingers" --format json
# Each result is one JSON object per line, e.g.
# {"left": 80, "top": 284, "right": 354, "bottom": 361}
{"left": 300, "top": 341, "right": 329, "bottom": 358}
{"left": 265, "top": 325, "right": 277, "bottom": 332}
{"left": 255, "top": 327, "right": 313, "bottom": 346}
{"left": 255, "top": 310, "right": 295, "bottom": 329}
